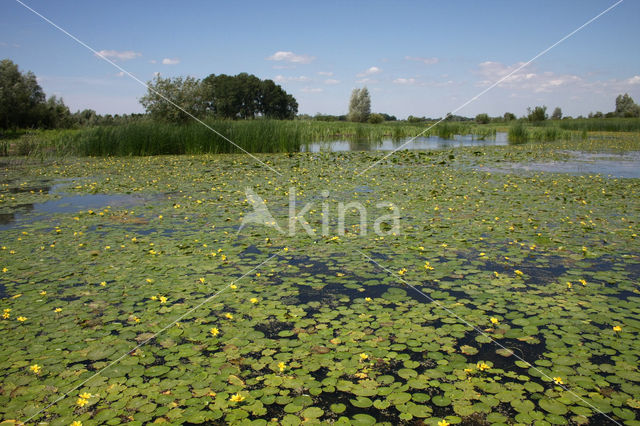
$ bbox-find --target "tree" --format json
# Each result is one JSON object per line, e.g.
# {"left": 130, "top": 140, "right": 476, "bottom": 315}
{"left": 0, "top": 59, "right": 46, "bottom": 129}
{"left": 348, "top": 87, "right": 371, "bottom": 122}
{"left": 475, "top": 113, "right": 490, "bottom": 124}
{"left": 551, "top": 107, "right": 562, "bottom": 120}
{"left": 201, "top": 73, "right": 297, "bottom": 119}
{"left": 614, "top": 93, "right": 640, "bottom": 117}
{"left": 527, "top": 106, "right": 547, "bottom": 123}
{"left": 368, "top": 113, "right": 384, "bottom": 124}
{"left": 140, "top": 74, "right": 207, "bottom": 123}
{"left": 503, "top": 112, "right": 516, "bottom": 122}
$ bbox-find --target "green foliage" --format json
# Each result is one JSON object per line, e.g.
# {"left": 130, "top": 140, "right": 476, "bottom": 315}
{"left": 508, "top": 121, "right": 528, "bottom": 144}
{"left": 527, "top": 106, "right": 547, "bottom": 123}
{"left": 615, "top": 93, "right": 640, "bottom": 117}
{"left": 558, "top": 117, "right": 640, "bottom": 132}
{"left": 202, "top": 73, "right": 297, "bottom": 120}
{"left": 503, "top": 112, "right": 516, "bottom": 122}
{"left": 551, "top": 107, "right": 562, "bottom": 120}
{"left": 475, "top": 113, "right": 490, "bottom": 124}
{"left": 0, "top": 59, "right": 71, "bottom": 130}
{"left": 368, "top": 113, "right": 384, "bottom": 124}
{"left": 139, "top": 74, "right": 207, "bottom": 123}
{"left": 348, "top": 87, "right": 371, "bottom": 122}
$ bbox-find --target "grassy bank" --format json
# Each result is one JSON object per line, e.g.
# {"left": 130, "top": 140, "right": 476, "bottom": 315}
{"left": 2, "top": 120, "right": 499, "bottom": 156}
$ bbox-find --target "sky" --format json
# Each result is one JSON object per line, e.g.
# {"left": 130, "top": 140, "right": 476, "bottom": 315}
{"left": 1, "top": 0, "right": 639, "bottom": 119}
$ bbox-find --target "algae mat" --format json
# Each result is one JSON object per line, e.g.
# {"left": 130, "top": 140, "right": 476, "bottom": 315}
{"left": 1, "top": 139, "right": 639, "bottom": 425}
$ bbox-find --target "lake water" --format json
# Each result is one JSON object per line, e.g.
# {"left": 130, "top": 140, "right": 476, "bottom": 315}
{"left": 301, "top": 132, "right": 508, "bottom": 152}
{"left": 478, "top": 150, "right": 640, "bottom": 179}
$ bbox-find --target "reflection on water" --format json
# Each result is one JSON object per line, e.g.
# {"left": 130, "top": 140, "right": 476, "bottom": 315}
{"left": 0, "top": 179, "right": 160, "bottom": 230}
{"left": 301, "top": 132, "right": 508, "bottom": 152}
{"left": 478, "top": 150, "right": 640, "bottom": 178}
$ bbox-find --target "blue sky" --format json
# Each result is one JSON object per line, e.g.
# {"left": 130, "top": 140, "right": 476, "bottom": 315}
{"left": 2, "top": 0, "right": 639, "bottom": 118}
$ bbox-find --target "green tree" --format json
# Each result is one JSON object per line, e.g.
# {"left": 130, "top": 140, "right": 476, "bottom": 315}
{"left": 503, "top": 112, "right": 516, "bottom": 122}
{"left": 527, "top": 106, "right": 547, "bottom": 123}
{"left": 368, "top": 113, "right": 384, "bottom": 124}
{"left": 475, "top": 113, "right": 490, "bottom": 124}
{"left": 615, "top": 93, "right": 640, "bottom": 117}
{"left": 140, "top": 74, "right": 207, "bottom": 123}
{"left": 551, "top": 107, "right": 562, "bottom": 120}
{"left": 202, "top": 73, "right": 297, "bottom": 119}
{"left": 0, "top": 59, "right": 46, "bottom": 129}
{"left": 348, "top": 87, "right": 371, "bottom": 122}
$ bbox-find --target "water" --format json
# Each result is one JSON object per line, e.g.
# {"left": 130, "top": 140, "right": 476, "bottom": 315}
{"left": 478, "top": 150, "right": 640, "bottom": 178}
{"left": 0, "top": 180, "right": 160, "bottom": 230}
{"left": 301, "top": 132, "right": 508, "bottom": 152}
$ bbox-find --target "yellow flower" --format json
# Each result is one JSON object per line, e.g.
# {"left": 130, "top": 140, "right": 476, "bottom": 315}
{"left": 70, "top": 421, "right": 83, "bottom": 426}
{"left": 438, "top": 420, "right": 450, "bottom": 426}
{"left": 132, "top": 316, "right": 140, "bottom": 323}
{"left": 553, "top": 377, "right": 564, "bottom": 385}
{"left": 150, "top": 295, "right": 157, "bottom": 300}
{"left": 278, "top": 361, "right": 286, "bottom": 372}
{"left": 365, "top": 297, "right": 372, "bottom": 302}
{"left": 17, "top": 316, "right": 27, "bottom": 322}
{"left": 579, "top": 279, "right": 587, "bottom": 286}
{"left": 159, "top": 296, "right": 167, "bottom": 304}
{"left": 79, "top": 392, "right": 92, "bottom": 400}
{"left": 2, "top": 312, "right": 9, "bottom": 319}
{"left": 221, "top": 254, "right": 227, "bottom": 261}
{"left": 76, "top": 397, "right": 88, "bottom": 407}
{"left": 476, "top": 361, "right": 490, "bottom": 371}
{"left": 39, "top": 290, "right": 47, "bottom": 296}
{"left": 514, "top": 270, "right": 523, "bottom": 276}
{"left": 359, "top": 353, "right": 368, "bottom": 361}
{"left": 210, "top": 327, "right": 219, "bottom": 336}
{"left": 54, "top": 308, "right": 62, "bottom": 313}
{"left": 613, "top": 325, "right": 622, "bottom": 332}
{"left": 490, "top": 317, "right": 499, "bottom": 325}
{"left": 199, "top": 277, "right": 206, "bottom": 283}
{"left": 230, "top": 284, "right": 237, "bottom": 289}
{"left": 250, "top": 298, "right": 258, "bottom": 304}
{"left": 398, "top": 268, "right": 407, "bottom": 276}
{"left": 100, "top": 281, "right": 106, "bottom": 287}
{"left": 224, "top": 313, "right": 233, "bottom": 319}
{"left": 566, "top": 281, "right": 572, "bottom": 289}
{"left": 30, "top": 364, "right": 41, "bottom": 374}
{"left": 2, "top": 267, "right": 7, "bottom": 273}
{"left": 424, "top": 262, "right": 434, "bottom": 271}
{"left": 229, "top": 393, "right": 245, "bottom": 402}
{"left": 146, "top": 278, "right": 154, "bottom": 283}
{"left": 479, "top": 252, "right": 486, "bottom": 257}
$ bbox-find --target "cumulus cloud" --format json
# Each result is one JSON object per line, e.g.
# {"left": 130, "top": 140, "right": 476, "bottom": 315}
{"left": 96, "top": 50, "right": 141, "bottom": 61}
{"left": 627, "top": 75, "right": 640, "bottom": 85}
{"left": 324, "top": 79, "right": 340, "bottom": 85}
{"left": 405, "top": 56, "right": 439, "bottom": 65}
{"left": 115, "top": 71, "right": 125, "bottom": 77}
{"left": 475, "top": 61, "right": 581, "bottom": 93}
{"left": 274, "top": 75, "right": 310, "bottom": 83}
{"left": 356, "top": 78, "right": 377, "bottom": 84}
{"left": 266, "top": 51, "right": 315, "bottom": 64}
{"left": 317, "top": 71, "right": 334, "bottom": 76}
{"left": 357, "top": 66, "right": 381, "bottom": 77}
{"left": 162, "top": 58, "right": 180, "bottom": 65}
{"left": 301, "top": 87, "right": 323, "bottom": 93}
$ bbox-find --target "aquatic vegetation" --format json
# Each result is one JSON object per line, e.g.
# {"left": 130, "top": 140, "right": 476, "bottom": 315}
{"left": 0, "top": 136, "right": 639, "bottom": 424}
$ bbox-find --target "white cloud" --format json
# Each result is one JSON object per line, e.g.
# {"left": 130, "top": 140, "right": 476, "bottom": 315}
{"left": 356, "top": 78, "right": 377, "bottom": 84}
{"left": 393, "top": 77, "right": 417, "bottom": 85}
{"left": 149, "top": 59, "right": 157, "bottom": 64}
{"left": 301, "top": 87, "right": 323, "bottom": 93}
{"left": 627, "top": 75, "right": 640, "bottom": 85}
{"left": 96, "top": 50, "right": 141, "bottom": 61}
{"left": 324, "top": 79, "right": 340, "bottom": 85}
{"left": 357, "top": 66, "right": 381, "bottom": 77}
{"left": 115, "top": 71, "right": 125, "bottom": 77}
{"left": 475, "top": 61, "right": 581, "bottom": 93}
{"left": 405, "top": 56, "right": 439, "bottom": 65}
{"left": 266, "top": 51, "right": 315, "bottom": 64}
{"left": 162, "top": 58, "right": 180, "bottom": 65}
{"left": 274, "top": 75, "right": 310, "bottom": 83}
{"left": 317, "top": 71, "right": 334, "bottom": 76}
